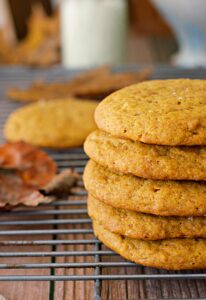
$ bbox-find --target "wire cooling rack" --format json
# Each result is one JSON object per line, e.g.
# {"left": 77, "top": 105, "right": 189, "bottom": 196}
{"left": 0, "top": 66, "right": 206, "bottom": 300}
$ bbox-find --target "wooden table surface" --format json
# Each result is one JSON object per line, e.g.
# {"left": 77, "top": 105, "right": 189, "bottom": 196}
{"left": 0, "top": 59, "right": 206, "bottom": 300}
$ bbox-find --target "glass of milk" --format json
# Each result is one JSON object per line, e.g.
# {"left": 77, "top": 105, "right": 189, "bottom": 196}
{"left": 60, "top": 0, "right": 128, "bottom": 68}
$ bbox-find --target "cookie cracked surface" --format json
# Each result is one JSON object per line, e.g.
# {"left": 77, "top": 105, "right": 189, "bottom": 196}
{"left": 88, "top": 195, "right": 206, "bottom": 240}
{"left": 93, "top": 221, "right": 206, "bottom": 270}
{"left": 84, "top": 130, "right": 206, "bottom": 181}
{"left": 95, "top": 79, "right": 206, "bottom": 146}
{"left": 83, "top": 160, "right": 206, "bottom": 216}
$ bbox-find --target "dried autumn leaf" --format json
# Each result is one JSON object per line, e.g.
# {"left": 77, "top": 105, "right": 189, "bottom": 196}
{"left": 0, "top": 169, "right": 49, "bottom": 208}
{"left": 7, "top": 66, "right": 152, "bottom": 102}
{"left": 75, "top": 67, "right": 153, "bottom": 99}
{"left": 0, "top": 141, "right": 57, "bottom": 187}
{"left": 7, "top": 66, "right": 110, "bottom": 102}
{"left": 0, "top": 142, "right": 81, "bottom": 208}
{"left": 0, "top": 168, "right": 79, "bottom": 209}
{"left": 39, "top": 169, "right": 79, "bottom": 197}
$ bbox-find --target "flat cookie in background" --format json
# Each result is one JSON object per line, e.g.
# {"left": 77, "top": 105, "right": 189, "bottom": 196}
{"left": 95, "top": 79, "right": 206, "bottom": 146}
{"left": 4, "top": 98, "right": 97, "bottom": 148}
{"left": 88, "top": 195, "right": 206, "bottom": 240}
{"left": 7, "top": 67, "right": 151, "bottom": 102}
{"left": 93, "top": 221, "right": 206, "bottom": 270}
{"left": 84, "top": 130, "right": 206, "bottom": 181}
{"left": 83, "top": 160, "right": 206, "bottom": 217}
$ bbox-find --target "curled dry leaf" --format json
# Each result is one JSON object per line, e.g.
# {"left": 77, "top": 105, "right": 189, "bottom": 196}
{"left": 0, "top": 169, "right": 79, "bottom": 209}
{"left": 40, "top": 169, "right": 80, "bottom": 197}
{"left": 75, "top": 67, "right": 153, "bottom": 100}
{"left": 8, "top": 66, "right": 110, "bottom": 102}
{"left": 7, "top": 66, "right": 152, "bottom": 102}
{"left": 0, "top": 141, "right": 57, "bottom": 187}
{"left": 0, "top": 141, "right": 57, "bottom": 208}
{"left": 0, "top": 169, "right": 50, "bottom": 208}
{"left": 0, "top": 168, "right": 79, "bottom": 209}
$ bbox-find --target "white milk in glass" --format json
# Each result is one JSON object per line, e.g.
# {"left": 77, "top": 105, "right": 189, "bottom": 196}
{"left": 60, "top": 0, "right": 128, "bottom": 68}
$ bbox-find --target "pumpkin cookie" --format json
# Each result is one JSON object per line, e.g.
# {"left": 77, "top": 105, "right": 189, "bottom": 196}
{"left": 95, "top": 79, "right": 206, "bottom": 146}
{"left": 93, "top": 221, "right": 206, "bottom": 270}
{"left": 84, "top": 130, "right": 206, "bottom": 181}
{"left": 83, "top": 160, "right": 206, "bottom": 216}
{"left": 88, "top": 195, "right": 206, "bottom": 240}
{"left": 4, "top": 98, "right": 97, "bottom": 148}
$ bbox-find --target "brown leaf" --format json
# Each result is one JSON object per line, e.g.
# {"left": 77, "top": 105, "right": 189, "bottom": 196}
{"left": 40, "top": 169, "right": 79, "bottom": 197}
{"left": 0, "top": 141, "right": 57, "bottom": 188}
{"left": 7, "top": 66, "right": 110, "bottom": 102}
{"left": 0, "top": 142, "right": 81, "bottom": 208}
{"left": 7, "top": 66, "right": 152, "bottom": 102}
{"left": 75, "top": 67, "right": 153, "bottom": 99}
{"left": 0, "top": 168, "right": 79, "bottom": 209}
{"left": 0, "top": 169, "right": 50, "bottom": 208}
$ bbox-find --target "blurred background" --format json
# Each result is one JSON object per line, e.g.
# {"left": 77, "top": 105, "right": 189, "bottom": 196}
{"left": 0, "top": 0, "right": 206, "bottom": 68}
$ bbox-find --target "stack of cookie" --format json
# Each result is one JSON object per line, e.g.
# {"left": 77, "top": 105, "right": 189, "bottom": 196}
{"left": 83, "top": 79, "right": 206, "bottom": 270}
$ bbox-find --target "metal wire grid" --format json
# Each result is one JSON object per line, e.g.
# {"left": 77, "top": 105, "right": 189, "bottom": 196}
{"left": 0, "top": 66, "right": 206, "bottom": 300}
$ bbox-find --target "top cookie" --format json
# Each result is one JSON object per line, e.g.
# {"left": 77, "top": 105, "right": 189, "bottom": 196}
{"left": 95, "top": 79, "right": 206, "bottom": 146}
